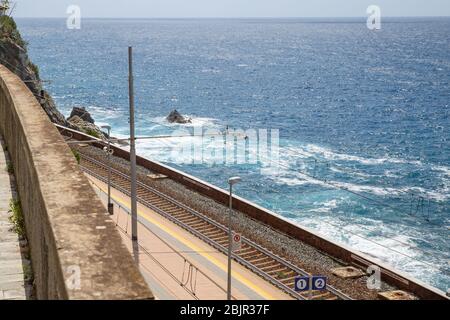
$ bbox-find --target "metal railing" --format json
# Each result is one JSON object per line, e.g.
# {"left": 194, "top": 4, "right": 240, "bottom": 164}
{"left": 89, "top": 178, "right": 236, "bottom": 300}
{"left": 81, "top": 154, "right": 351, "bottom": 300}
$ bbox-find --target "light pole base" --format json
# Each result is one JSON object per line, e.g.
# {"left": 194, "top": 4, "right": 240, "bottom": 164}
{"left": 108, "top": 203, "right": 114, "bottom": 215}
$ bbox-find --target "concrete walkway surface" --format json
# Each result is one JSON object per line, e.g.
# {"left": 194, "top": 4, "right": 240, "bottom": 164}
{"left": 0, "top": 136, "right": 29, "bottom": 300}
{"left": 87, "top": 174, "right": 292, "bottom": 300}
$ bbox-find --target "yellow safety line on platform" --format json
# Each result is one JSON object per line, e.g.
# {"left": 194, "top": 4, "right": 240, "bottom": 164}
{"left": 91, "top": 178, "right": 276, "bottom": 300}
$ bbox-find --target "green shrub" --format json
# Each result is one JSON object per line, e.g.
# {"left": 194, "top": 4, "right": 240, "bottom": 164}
{"left": 72, "top": 149, "right": 81, "bottom": 164}
{"left": 9, "top": 199, "right": 26, "bottom": 238}
{"left": 29, "top": 62, "right": 39, "bottom": 79}
{"left": 0, "top": 15, "right": 27, "bottom": 48}
{"left": 6, "top": 162, "right": 13, "bottom": 174}
{"left": 23, "top": 263, "right": 33, "bottom": 282}
{"left": 0, "top": 15, "right": 17, "bottom": 32}
{"left": 83, "top": 128, "right": 100, "bottom": 139}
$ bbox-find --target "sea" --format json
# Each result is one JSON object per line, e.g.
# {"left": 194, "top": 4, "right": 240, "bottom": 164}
{"left": 17, "top": 17, "right": 450, "bottom": 292}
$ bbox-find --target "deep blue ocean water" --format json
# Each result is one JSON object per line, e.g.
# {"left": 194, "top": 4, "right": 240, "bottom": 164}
{"left": 17, "top": 18, "right": 450, "bottom": 291}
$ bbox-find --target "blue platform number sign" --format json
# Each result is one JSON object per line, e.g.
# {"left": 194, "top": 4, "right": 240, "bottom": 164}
{"left": 294, "top": 276, "right": 310, "bottom": 292}
{"left": 312, "top": 276, "right": 327, "bottom": 291}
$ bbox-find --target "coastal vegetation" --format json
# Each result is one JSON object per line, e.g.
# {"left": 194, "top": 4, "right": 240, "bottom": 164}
{"left": 72, "top": 149, "right": 81, "bottom": 164}
{"left": 0, "top": 15, "right": 27, "bottom": 48}
{"left": 0, "top": 15, "right": 104, "bottom": 139}
{"left": 29, "top": 61, "right": 39, "bottom": 78}
{"left": 6, "top": 162, "right": 13, "bottom": 174}
{"left": 83, "top": 128, "right": 101, "bottom": 139}
{"left": 9, "top": 198, "right": 25, "bottom": 238}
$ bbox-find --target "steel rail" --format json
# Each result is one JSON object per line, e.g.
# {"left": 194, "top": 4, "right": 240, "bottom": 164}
{"left": 80, "top": 153, "right": 351, "bottom": 300}
{"left": 91, "top": 181, "right": 235, "bottom": 300}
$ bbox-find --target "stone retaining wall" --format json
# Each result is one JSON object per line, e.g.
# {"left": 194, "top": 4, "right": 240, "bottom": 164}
{"left": 0, "top": 65, "right": 153, "bottom": 300}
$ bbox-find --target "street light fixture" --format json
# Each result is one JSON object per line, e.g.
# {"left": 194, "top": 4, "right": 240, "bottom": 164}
{"left": 101, "top": 125, "right": 114, "bottom": 215}
{"left": 129, "top": 46, "right": 138, "bottom": 242}
{"left": 227, "top": 176, "right": 242, "bottom": 300}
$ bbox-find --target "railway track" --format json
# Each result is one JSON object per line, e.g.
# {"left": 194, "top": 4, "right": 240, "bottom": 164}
{"left": 79, "top": 153, "right": 351, "bottom": 300}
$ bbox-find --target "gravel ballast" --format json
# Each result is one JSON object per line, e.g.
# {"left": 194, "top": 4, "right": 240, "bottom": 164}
{"left": 73, "top": 143, "right": 403, "bottom": 300}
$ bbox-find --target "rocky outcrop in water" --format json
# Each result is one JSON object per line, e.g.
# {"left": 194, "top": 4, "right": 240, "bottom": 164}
{"left": 67, "top": 107, "right": 105, "bottom": 139}
{"left": 69, "top": 106, "right": 95, "bottom": 124}
{"left": 167, "top": 109, "right": 192, "bottom": 124}
{"left": 0, "top": 16, "right": 105, "bottom": 139}
{"left": 67, "top": 115, "right": 105, "bottom": 139}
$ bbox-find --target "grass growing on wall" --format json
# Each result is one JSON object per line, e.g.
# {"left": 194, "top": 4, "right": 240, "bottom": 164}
{"left": 9, "top": 199, "right": 26, "bottom": 238}
{"left": 72, "top": 149, "right": 81, "bottom": 164}
{"left": 6, "top": 162, "right": 13, "bottom": 174}
{"left": 83, "top": 128, "right": 100, "bottom": 139}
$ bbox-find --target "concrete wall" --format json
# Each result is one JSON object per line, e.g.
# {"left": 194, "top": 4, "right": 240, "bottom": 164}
{"left": 57, "top": 125, "right": 448, "bottom": 300}
{"left": 0, "top": 65, "right": 153, "bottom": 300}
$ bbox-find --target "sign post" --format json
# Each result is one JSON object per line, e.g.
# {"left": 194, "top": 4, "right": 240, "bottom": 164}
{"left": 295, "top": 275, "right": 327, "bottom": 300}
{"left": 232, "top": 233, "right": 242, "bottom": 252}
{"left": 312, "top": 276, "right": 327, "bottom": 291}
{"left": 294, "top": 276, "right": 310, "bottom": 292}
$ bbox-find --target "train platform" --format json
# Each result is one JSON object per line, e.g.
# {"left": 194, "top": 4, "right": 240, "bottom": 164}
{"left": 86, "top": 173, "right": 292, "bottom": 300}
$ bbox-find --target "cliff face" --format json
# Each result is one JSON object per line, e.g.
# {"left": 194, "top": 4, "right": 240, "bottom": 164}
{"left": 0, "top": 16, "right": 105, "bottom": 138}
{"left": 0, "top": 15, "right": 68, "bottom": 126}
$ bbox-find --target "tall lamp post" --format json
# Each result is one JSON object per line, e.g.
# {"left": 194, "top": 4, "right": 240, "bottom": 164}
{"left": 129, "top": 46, "right": 138, "bottom": 242}
{"left": 101, "top": 125, "right": 114, "bottom": 215}
{"left": 227, "top": 176, "right": 242, "bottom": 301}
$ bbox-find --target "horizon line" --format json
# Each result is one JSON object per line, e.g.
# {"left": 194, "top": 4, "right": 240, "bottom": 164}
{"left": 13, "top": 15, "right": 450, "bottom": 19}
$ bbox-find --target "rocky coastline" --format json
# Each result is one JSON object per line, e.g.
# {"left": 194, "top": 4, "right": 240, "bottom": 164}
{"left": 0, "top": 16, "right": 105, "bottom": 139}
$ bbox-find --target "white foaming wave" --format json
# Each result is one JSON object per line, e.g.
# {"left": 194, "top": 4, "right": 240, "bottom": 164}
{"left": 332, "top": 181, "right": 402, "bottom": 197}
{"left": 136, "top": 130, "right": 240, "bottom": 165}
{"left": 189, "top": 117, "right": 220, "bottom": 128}
{"left": 266, "top": 156, "right": 450, "bottom": 201}
{"left": 296, "top": 216, "right": 439, "bottom": 283}
{"left": 273, "top": 176, "right": 310, "bottom": 186}
{"left": 320, "top": 199, "right": 340, "bottom": 209}
{"left": 201, "top": 68, "right": 221, "bottom": 74}
{"left": 149, "top": 116, "right": 220, "bottom": 129}
{"left": 270, "top": 169, "right": 450, "bottom": 201}
{"left": 266, "top": 165, "right": 330, "bottom": 188}
{"left": 269, "top": 167, "right": 396, "bottom": 196}
{"left": 309, "top": 199, "right": 341, "bottom": 213}
{"left": 268, "top": 144, "right": 450, "bottom": 201}
{"left": 329, "top": 166, "right": 375, "bottom": 178}
{"left": 432, "top": 164, "right": 450, "bottom": 177}
{"left": 88, "top": 105, "right": 124, "bottom": 120}
{"left": 303, "top": 144, "right": 422, "bottom": 166}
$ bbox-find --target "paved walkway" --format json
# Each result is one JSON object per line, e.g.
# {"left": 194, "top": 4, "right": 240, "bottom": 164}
{"left": 0, "top": 136, "right": 28, "bottom": 300}
{"left": 87, "top": 174, "right": 292, "bottom": 300}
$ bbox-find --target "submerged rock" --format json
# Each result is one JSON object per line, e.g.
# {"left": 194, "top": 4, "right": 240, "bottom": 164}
{"left": 167, "top": 110, "right": 192, "bottom": 124}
